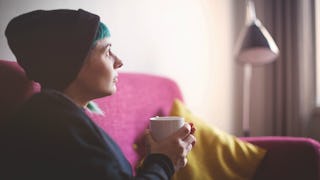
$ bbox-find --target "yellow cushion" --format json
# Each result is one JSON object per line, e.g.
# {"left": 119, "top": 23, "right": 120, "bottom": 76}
{"left": 171, "top": 99, "right": 266, "bottom": 180}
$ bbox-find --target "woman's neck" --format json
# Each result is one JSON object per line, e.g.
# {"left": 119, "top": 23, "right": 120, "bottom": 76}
{"left": 62, "top": 87, "right": 89, "bottom": 108}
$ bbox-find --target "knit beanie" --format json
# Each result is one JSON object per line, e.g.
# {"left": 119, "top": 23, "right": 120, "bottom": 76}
{"left": 5, "top": 9, "right": 100, "bottom": 91}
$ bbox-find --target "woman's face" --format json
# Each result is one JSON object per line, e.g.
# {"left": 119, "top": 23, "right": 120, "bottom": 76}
{"left": 70, "top": 37, "right": 123, "bottom": 100}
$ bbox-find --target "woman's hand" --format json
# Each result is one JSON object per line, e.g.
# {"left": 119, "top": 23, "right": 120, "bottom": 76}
{"left": 145, "top": 123, "right": 196, "bottom": 171}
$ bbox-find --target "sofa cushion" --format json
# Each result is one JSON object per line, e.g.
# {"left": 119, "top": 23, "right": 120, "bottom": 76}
{"left": 170, "top": 99, "right": 266, "bottom": 180}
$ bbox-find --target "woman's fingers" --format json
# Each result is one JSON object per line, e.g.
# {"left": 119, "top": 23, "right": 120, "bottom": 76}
{"left": 189, "top": 123, "right": 196, "bottom": 134}
{"left": 145, "top": 122, "right": 197, "bottom": 172}
{"left": 184, "top": 134, "right": 196, "bottom": 148}
{"left": 172, "top": 123, "right": 191, "bottom": 139}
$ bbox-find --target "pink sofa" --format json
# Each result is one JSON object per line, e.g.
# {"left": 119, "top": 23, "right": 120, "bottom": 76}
{"left": 1, "top": 59, "right": 319, "bottom": 180}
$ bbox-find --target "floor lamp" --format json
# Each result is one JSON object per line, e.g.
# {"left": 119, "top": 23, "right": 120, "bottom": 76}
{"left": 235, "top": 0, "right": 279, "bottom": 136}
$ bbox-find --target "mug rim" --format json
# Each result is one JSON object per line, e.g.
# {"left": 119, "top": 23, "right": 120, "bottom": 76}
{"left": 150, "top": 116, "right": 184, "bottom": 121}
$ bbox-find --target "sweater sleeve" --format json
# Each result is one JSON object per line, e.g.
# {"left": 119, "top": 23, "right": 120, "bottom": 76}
{"left": 136, "top": 154, "right": 175, "bottom": 179}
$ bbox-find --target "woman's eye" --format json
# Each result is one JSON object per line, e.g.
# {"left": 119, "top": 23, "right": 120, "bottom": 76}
{"left": 106, "top": 49, "right": 111, "bottom": 57}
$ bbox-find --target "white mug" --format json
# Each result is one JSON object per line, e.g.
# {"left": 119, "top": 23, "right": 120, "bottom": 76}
{"left": 150, "top": 116, "right": 185, "bottom": 141}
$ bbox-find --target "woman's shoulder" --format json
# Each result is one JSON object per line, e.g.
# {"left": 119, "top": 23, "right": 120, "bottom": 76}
{"left": 4, "top": 89, "right": 91, "bottom": 135}
{"left": 31, "top": 89, "right": 75, "bottom": 106}
{"left": 23, "top": 89, "right": 78, "bottom": 112}
{"left": 11, "top": 90, "right": 81, "bottom": 121}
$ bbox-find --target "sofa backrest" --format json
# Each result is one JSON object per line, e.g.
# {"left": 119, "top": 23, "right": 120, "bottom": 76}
{"left": 0, "top": 59, "right": 183, "bottom": 169}
{"left": 243, "top": 136, "right": 320, "bottom": 180}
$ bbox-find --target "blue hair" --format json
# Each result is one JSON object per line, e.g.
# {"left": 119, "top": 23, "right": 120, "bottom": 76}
{"left": 92, "top": 22, "right": 110, "bottom": 46}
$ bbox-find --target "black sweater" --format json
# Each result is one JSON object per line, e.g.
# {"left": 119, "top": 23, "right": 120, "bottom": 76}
{"left": 0, "top": 90, "right": 174, "bottom": 179}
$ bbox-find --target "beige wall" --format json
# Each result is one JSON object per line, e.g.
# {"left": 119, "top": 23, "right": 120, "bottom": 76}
{"left": 0, "top": 0, "right": 238, "bottom": 134}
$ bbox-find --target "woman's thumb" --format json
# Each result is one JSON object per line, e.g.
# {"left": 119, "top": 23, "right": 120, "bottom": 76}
{"left": 144, "top": 129, "right": 155, "bottom": 148}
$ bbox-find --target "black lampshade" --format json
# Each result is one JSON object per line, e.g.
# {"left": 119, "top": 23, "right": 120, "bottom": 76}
{"left": 235, "top": 0, "right": 279, "bottom": 65}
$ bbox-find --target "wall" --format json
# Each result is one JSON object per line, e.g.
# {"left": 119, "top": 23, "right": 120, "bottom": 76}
{"left": 0, "top": 0, "right": 237, "bottom": 133}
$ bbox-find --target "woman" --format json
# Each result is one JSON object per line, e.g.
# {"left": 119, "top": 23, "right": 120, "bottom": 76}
{"left": 2, "top": 9, "right": 196, "bottom": 179}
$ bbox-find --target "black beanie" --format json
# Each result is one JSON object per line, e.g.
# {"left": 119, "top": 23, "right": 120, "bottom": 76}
{"left": 5, "top": 9, "right": 100, "bottom": 91}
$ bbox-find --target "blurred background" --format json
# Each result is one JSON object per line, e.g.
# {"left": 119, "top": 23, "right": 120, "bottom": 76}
{"left": 0, "top": 0, "right": 318, "bottom": 140}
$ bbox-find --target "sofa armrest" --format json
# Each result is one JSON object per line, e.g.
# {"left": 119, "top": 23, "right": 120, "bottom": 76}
{"left": 240, "top": 136, "right": 320, "bottom": 180}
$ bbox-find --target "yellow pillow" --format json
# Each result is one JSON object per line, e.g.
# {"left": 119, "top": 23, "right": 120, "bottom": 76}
{"left": 171, "top": 99, "right": 266, "bottom": 180}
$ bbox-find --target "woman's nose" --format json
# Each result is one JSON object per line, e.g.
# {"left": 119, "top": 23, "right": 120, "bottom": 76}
{"left": 113, "top": 55, "right": 123, "bottom": 69}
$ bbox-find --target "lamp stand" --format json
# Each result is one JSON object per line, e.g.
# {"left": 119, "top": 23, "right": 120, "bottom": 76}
{"left": 235, "top": 0, "right": 279, "bottom": 137}
{"left": 242, "top": 63, "right": 252, "bottom": 137}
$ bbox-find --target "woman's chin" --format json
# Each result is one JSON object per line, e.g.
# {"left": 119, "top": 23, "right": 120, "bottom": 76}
{"left": 93, "top": 87, "right": 116, "bottom": 99}
{"left": 105, "top": 86, "right": 117, "bottom": 96}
